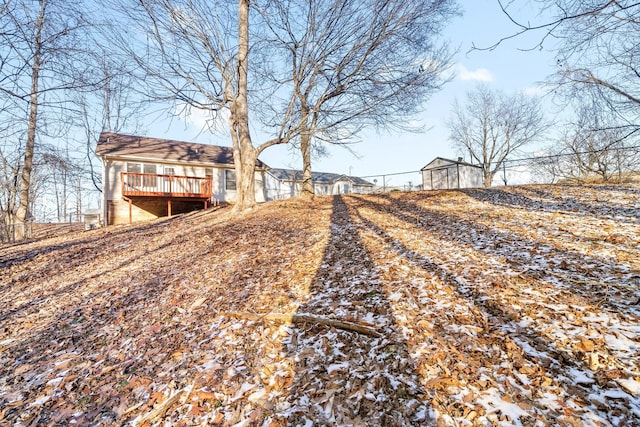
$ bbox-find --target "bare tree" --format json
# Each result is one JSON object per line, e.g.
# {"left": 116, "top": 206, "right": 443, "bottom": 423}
{"left": 0, "top": 143, "right": 22, "bottom": 240}
{"left": 448, "top": 84, "right": 546, "bottom": 187}
{"left": 36, "top": 144, "right": 84, "bottom": 222}
{"left": 75, "top": 55, "right": 146, "bottom": 195}
{"left": 544, "top": 99, "right": 640, "bottom": 183}
{"left": 490, "top": 1, "right": 640, "bottom": 140}
{"left": 259, "top": 0, "right": 458, "bottom": 197}
{"left": 110, "top": 0, "right": 295, "bottom": 211}
{"left": 529, "top": 153, "right": 562, "bottom": 184}
{"left": 112, "top": 0, "right": 458, "bottom": 207}
{"left": 0, "top": 0, "right": 99, "bottom": 238}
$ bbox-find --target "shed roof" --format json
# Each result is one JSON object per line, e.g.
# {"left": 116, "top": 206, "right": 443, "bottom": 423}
{"left": 268, "top": 168, "right": 374, "bottom": 186}
{"left": 96, "top": 132, "right": 266, "bottom": 168}
{"left": 420, "top": 157, "right": 482, "bottom": 171}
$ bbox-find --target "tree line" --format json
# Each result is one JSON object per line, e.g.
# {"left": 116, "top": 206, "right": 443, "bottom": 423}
{"left": 0, "top": 0, "right": 142, "bottom": 240}
{"left": 1, "top": 0, "right": 459, "bottom": 239}
{"left": 2, "top": 0, "right": 639, "bottom": 240}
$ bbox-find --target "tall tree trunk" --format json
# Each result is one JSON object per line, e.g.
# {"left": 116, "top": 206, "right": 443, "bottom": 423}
{"left": 232, "top": 0, "right": 257, "bottom": 212}
{"left": 76, "top": 178, "right": 82, "bottom": 221}
{"left": 54, "top": 175, "right": 61, "bottom": 222}
{"left": 15, "top": 0, "right": 45, "bottom": 239}
{"left": 300, "top": 129, "right": 314, "bottom": 199}
{"left": 298, "top": 107, "right": 314, "bottom": 199}
{"left": 483, "top": 172, "right": 493, "bottom": 188}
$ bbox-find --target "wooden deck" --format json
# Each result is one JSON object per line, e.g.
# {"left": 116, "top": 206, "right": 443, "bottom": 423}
{"left": 121, "top": 172, "right": 213, "bottom": 199}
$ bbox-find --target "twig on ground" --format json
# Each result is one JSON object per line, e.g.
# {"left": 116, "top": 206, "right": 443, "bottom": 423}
{"left": 133, "top": 389, "right": 185, "bottom": 426}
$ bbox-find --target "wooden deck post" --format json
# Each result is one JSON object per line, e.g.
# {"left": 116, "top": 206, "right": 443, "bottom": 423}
{"left": 168, "top": 199, "right": 172, "bottom": 217}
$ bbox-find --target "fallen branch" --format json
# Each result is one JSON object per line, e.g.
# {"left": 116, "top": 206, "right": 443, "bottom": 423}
{"left": 227, "top": 311, "right": 382, "bottom": 338}
{"left": 133, "top": 389, "right": 185, "bottom": 426}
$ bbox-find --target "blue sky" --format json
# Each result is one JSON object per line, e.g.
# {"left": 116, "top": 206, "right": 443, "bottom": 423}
{"left": 157, "top": 0, "right": 559, "bottom": 184}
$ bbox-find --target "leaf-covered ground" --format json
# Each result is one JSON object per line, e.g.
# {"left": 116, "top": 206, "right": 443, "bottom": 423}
{"left": 1, "top": 184, "right": 639, "bottom": 426}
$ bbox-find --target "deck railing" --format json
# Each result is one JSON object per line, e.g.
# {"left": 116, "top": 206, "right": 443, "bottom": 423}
{"left": 121, "top": 172, "right": 213, "bottom": 198}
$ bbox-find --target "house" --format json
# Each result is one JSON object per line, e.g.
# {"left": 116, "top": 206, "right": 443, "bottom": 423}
{"left": 421, "top": 157, "right": 484, "bottom": 190}
{"left": 264, "top": 168, "right": 374, "bottom": 200}
{"left": 96, "top": 132, "right": 268, "bottom": 225}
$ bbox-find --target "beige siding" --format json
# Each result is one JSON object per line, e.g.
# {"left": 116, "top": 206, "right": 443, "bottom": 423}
{"left": 216, "top": 170, "right": 266, "bottom": 203}
{"left": 459, "top": 165, "right": 484, "bottom": 188}
{"left": 104, "top": 159, "right": 219, "bottom": 200}
{"left": 102, "top": 158, "right": 267, "bottom": 224}
{"left": 422, "top": 161, "right": 484, "bottom": 190}
{"left": 255, "top": 171, "right": 266, "bottom": 203}
{"left": 104, "top": 160, "right": 124, "bottom": 201}
{"left": 425, "top": 158, "right": 450, "bottom": 170}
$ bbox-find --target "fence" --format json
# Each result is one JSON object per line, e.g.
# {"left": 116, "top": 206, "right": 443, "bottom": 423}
{"left": 357, "top": 145, "right": 640, "bottom": 191}
{"left": 359, "top": 170, "right": 424, "bottom": 192}
{"left": 500, "top": 144, "right": 640, "bottom": 185}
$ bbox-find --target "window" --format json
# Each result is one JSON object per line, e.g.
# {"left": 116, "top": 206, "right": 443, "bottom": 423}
{"left": 127, "top": 162, "right": 156, "bottom": 175}
{"left": 127, "top": 163, "right": 142, "bottom": 173}
{"left": 162, "top": 167, "right": 175, "bottom": 192}
{"left": 143, "top": 164, "right": 157, "bottom": 188}
{"left": 125, "top": 163, "right": 142, "bottom": 189}
{"left": 143, "top": 164, "right": 156, "bottom": 174}
{"left": 126, "top": 163, "right": 157, "bottom": 189}
{"left": 225, "top": 169, "right": 236, "bottom": 191}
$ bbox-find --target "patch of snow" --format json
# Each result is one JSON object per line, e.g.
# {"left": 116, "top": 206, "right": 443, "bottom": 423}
{"left": 602, "top": 388, "right": 632, "bottom": 400}
{"left": 229, "top": 382, "right": 256, "bottom": 402}
{"left": 45, "top": 377, "right": 64, "bottom": 387}
{"left": 605, "top": 331, "right": 638, "bottom": 352}
{"left": 387, "top": 291, "right": 403, "bottom": 302}
{"left": 326, "top": 362, "right": 350, "bottom": 375}
{"left": 201, "top": 360, "right": 223, "bottom": 370}
{"left": 537, "top": 392, "right": 563, "bottom": 410}
{"left": 616, "top": 378, "right": 640, "bottom": 397}
{"left": 28, "top": 395, "right": 50, "bottom": 407}
{"left": 476, "top": 388, "right": 529, "bottom": 424}
{"left": 516, "top": 318, "right": 533, "bottom": 328}
{"left": 566, "top": 368, "right": 596, "bottom": 385}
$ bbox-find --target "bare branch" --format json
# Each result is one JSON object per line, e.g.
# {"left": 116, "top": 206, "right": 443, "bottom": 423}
{"left": 447, "top": 84, "right": 547, "bottom": 187}
{"left": 475, "top": 0, "right": 640, "bottom": 52}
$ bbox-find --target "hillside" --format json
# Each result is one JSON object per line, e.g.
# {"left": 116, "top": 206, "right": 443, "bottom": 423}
{"left": 1, "top": 184, "right": 639, "bottom": 426}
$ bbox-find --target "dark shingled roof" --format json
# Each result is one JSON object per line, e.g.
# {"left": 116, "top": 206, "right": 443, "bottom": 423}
{"left": 96, "top": 132, "right": 266, "bottom": 168}
{"left": 268, "top": 168, "right": 374, "bottom": 186}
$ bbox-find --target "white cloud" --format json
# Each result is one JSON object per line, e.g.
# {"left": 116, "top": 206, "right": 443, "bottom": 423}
{"left": 173, "top": 103, "right": 228, "bottom": 132}
{"left": 456, "top": 65, "right": 494, "bottom": 82}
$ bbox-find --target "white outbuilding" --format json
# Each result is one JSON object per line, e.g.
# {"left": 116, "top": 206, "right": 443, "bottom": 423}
{"left": 421, "top": 157, "right": 484, "bottom": 190}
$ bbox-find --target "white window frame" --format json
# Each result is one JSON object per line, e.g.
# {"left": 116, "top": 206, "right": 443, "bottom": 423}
{"left": 225, "top": 169, "right": 236, "bottom": 191}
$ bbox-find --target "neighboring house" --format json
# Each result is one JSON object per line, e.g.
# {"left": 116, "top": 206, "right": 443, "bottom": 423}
{"left": 421, "top": 157, "right": 484, "bottom": 190}
{"left": 96, "top": 132, "right": 267, "bottom": 225}
{"left": 265, "top": 168, "right": 374, "bottom": 200}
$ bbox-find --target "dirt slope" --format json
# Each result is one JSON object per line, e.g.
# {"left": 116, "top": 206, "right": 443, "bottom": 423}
{"left": 0, "top": 184, "right": 639, "bottom": 426}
